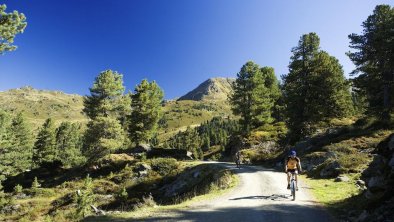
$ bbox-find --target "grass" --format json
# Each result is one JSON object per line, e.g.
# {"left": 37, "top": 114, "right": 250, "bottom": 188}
{"left": 301, "top": 174, "right": 365, "bottom": 217}
{"left": 84, "top": 171, "right": 239, "bottom": 221}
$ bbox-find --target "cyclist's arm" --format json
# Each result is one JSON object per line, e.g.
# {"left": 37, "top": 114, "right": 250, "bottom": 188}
{"left": 297, "top": 158, "right": 302, "bottom": 172}
{"left": 284, "top": 158, "right": 288, "bottom": 172}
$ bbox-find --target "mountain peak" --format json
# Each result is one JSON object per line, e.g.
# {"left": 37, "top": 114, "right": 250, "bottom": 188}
{"left": 178, "top": 77, "right": 235, "bottom": 101}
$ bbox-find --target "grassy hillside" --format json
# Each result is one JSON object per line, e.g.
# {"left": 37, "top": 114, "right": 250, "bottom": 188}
{"left": 0, "top": 86, "right": 88, "bottom": 128}
{"left": 159, "top": 99, "right": 234, "bottom": 142}
{"left": 0, "top": 86, "right": 235, "bottom": 141}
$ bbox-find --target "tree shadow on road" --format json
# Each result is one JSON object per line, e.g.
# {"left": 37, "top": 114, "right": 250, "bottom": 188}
{"left": 84, "top": 204, "right": 335, "bottom": 222}
{"left": 229, "top": 194, "right": 291, "bottom": 201}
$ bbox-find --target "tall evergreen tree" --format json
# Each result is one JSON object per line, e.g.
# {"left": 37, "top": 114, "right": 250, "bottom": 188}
{"left": 283, "top": 33, "right": 354, "bottom": 141}
{"left": 33, "top": 118, "right": 57, "bottom": 165}
{"left": 129, "top": 79, "right": 164, "bottom": 146}
{"left": 4, "top": 113, "right": 33, "bottom": 174}
{"left": 83, "top": 70, "right": 128, "bottom": 120}
{"left": 230, "top": 61, "right": 276, "bottom": 134}
{"left": 83, "top": 117, "right": 124, "bottom": 160}
{"left": 348, "top": 5, "right": 394, "bottom": 120}
{"left": 0, "top": 4, "right": 27, "bottom": 54}
{"left": 56, "top": 122, "right": 85, "bottom": 167}
{"left": 83, "top": 70, "right": 127, "bottom": 160}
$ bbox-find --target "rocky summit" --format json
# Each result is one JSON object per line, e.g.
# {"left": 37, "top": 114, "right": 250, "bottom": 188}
{"left": 178, "top": 77, "right": 235, "bottom": 101}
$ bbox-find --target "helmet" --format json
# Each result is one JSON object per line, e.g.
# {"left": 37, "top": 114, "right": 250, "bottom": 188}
{"left": 290, "top": 150, "right": 296, "bottom": 156}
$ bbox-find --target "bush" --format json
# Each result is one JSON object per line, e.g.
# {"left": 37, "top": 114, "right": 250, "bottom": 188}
{"left": 149, "top": 158, "right": 179, "bottom": 176}
{"left": 14, "top": 184, "right": 23, "bottom": 194}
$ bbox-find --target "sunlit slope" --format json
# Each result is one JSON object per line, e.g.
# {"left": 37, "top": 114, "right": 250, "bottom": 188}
{"left": 0, "top": 86, "right": 87, "bottom": 128}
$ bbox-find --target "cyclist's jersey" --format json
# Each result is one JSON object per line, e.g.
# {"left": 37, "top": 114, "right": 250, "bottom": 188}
{"left": 286, "top": 157, "right": 300, "bottom": 170}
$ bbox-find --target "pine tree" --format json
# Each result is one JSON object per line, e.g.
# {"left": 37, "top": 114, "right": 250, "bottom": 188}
{"left": 0, "top": 111, "right": 33, "bottom": 178}
{"left": 33, "top": 118, "right": 57, "bottom": 165}
{"left": 75, "top": 174, "right": 94, "bottom": 218}
{"left": 0, "top": 4, "right": 27, "bottom": 54}
{"left": 83, "top": 117, "right": 124, "bottom": 161}
{"left": 83, "top": 70, "right": 127, "bottom": 120}
{"left": 348, "top": 5, "right": 394, "bottom": 120}
{"left": 56, "top": 122, "right": 85, "bottom": 167}
{"left": 83, "top": 70, "right": 127, "bottom": 161}
{"left": 283, "top": 33, "right": 354, "bottom": 141}
{"left": 129, "top": 79, "right": 164, "bottom": 146}
{"left": 230, "top": 61, "right": 276, "bottom": 134}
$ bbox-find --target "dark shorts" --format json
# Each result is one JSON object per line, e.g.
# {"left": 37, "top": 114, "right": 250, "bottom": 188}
{"left": 287, "top": 169, "right": 298, "bottom": 174}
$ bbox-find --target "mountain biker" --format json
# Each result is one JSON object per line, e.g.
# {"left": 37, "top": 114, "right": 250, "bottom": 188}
{"left": 285, "top": 150, "right": 302, "bottom": 190}
{"left": 235, "top": 150, "right": 241, "bottom": 168}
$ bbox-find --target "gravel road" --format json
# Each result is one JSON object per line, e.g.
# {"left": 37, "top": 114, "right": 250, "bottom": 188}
{"left": 142, "top": 162, "right": 336, "bottom": 222}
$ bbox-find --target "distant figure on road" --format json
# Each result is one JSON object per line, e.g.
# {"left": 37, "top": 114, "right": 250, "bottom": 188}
{"left": 285, "top": 150, "right": 302, "bottom": 190}
{"left": 234, "top": 150, "right": 241, "bottom": 168}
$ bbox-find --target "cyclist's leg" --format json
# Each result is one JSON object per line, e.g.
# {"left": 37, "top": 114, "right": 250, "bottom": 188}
{"left": 295, "top": 172, "right": 299, "bottom": 190}
{"left": 287, "top": 172, "right": 291, "bottom": 189}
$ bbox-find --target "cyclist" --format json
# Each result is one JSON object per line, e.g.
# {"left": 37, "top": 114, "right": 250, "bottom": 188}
{"left": 285, "top": 150, "right": 302, "bottom": 190}
{"left": 235, "top": 150, "right": 241, "bottom": 168}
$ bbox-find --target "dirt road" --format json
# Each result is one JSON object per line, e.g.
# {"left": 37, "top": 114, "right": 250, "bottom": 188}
{"left": 142, "top": 162, "right": 335, "bottom": 222}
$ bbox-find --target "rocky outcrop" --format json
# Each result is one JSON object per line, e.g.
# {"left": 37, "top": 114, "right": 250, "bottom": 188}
{"left": 178, "top": 78, "right": 235, "bottom": 101}
{"left": 356, "top": 133, "right": 394, "bottom": 221}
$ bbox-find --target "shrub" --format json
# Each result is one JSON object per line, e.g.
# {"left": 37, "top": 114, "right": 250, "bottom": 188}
{"left": 149, "top": 158, "right": 179, "bottom": 176}
{"left": 14, "top": 184, "right": 23, "bottom": 194}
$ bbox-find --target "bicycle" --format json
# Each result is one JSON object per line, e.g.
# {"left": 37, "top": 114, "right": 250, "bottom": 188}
{"left": 289, "top": 171, "right": 297, "bottom": 201}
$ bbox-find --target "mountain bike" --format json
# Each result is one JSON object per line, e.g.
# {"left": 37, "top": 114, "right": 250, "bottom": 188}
{"left": 289, "top": 171, "right": 297, "bottom": 201}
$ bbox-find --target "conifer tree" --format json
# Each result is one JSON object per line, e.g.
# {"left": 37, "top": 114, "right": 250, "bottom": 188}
{"left": 75, "top": 174, "right": 94, "bottom": 218}
{"left": 230, "top": 61, "right": 276, "bottom": 134}
{"left": 348, "top": 5, "right": 394, "bottom": 120}
{"left": 0, "top": 4, "right": 27, "bottom": 54}
{"left": 0, "top": 111, "right": 33, "bottom": 177}
{"left": 282, "top": 33, "right": 353, "bottom": 141}
{"left": 56, "top": 122, "right": 85, "bottom": 167}
{"left": 129, "top": 79, "right": 164, "bottom": 146}
{"left": 83, "top": 70, "right": 129, "bottom": 120}
{"left": 33, "top": 118, "right": 57, "bottom": 166}
{"left": 83, "top": 70, "right": 127, "bottom": 160}
{"left": 83, "top": 117, "right": 124, "bottom": 160}
{"left": 6, "top": 113, "right": 33, "bottom": 173}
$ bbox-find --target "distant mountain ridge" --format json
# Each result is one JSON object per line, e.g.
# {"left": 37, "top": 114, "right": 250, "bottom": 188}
{"left": 178, "top": 77, "right": 235, "bottom": 101}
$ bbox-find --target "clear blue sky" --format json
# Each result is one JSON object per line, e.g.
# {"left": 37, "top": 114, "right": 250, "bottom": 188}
{"left": 0, "top": 0, "right": 392, "bottom": 99}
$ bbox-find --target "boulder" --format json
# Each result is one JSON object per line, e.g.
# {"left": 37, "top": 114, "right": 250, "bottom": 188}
{"left": 335, "top": 175, "right": 350, "bottom": 182}
{"left": 389, "top": 154, "right": 394, "bottom": 169}
{"left": 320, "top": 161, "right": 341, "bottom": 178}
{"left": 367, "top": 176, "right": 386, "bottom": 192}
{"left": 134, "top": 163, "right": 151, "bottom": 177}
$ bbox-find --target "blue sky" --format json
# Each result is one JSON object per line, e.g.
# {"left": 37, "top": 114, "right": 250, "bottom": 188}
{"left": 0, "top": 0, "right": 392, "bottom": 99}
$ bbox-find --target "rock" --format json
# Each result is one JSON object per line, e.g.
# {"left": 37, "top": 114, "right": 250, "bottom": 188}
{"left": 388, "top": 135, "right": 394, "bottom": 151}
{"left": 389, "top": 154, "right": 394, "bottom": 169}
{"left": 335, "top": 175, "right": 350, "bottom": 182}
{"left": 362, "top": 155, "right": 386, "bottom": 178}
{"left": 320, "top": 161, "right": 341, "bottom": 178}
{"left": 1, "top": 204, "right": 21, "bottom": 214}
{"left": 134, "top": 163, "right": 151, "bottom": 177}
{"left": 356, "top": 179, "right": 365, "bottom": 186}
{"left": 193, "top": 171, "right": 200, "bottom": 178}
{"left": 357, "top": 210, "right": 368, "bottom": 222}
{"left": 367, "top": 176, "right": 386, "bottom": 192}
